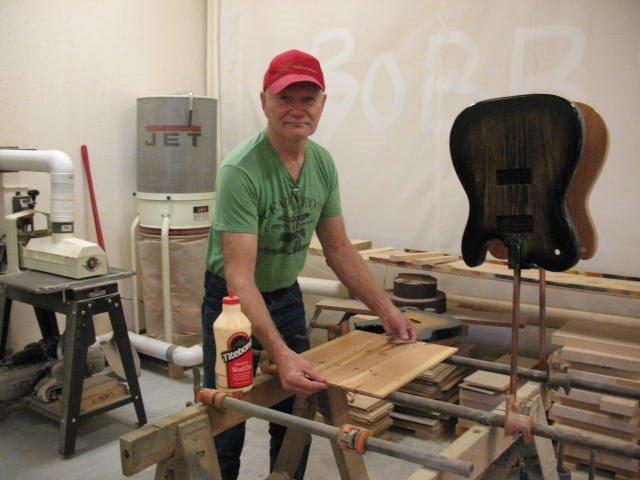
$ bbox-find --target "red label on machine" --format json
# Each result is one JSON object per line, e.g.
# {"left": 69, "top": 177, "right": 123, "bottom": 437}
{"left": 221, "top": 333, "right": 253, "bottom": 388}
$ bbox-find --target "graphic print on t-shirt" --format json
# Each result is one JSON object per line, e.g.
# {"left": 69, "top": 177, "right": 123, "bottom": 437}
{"left": 258, "top": 190, "right": 320, "bottom": 255}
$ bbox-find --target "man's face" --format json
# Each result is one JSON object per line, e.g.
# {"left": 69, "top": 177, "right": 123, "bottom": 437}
{"left": 261, "top": 83, "right": 326, "bottom": 143}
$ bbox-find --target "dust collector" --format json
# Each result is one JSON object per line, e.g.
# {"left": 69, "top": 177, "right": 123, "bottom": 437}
{"left": 131, "top": 95, "right": 217, "bottom": 346}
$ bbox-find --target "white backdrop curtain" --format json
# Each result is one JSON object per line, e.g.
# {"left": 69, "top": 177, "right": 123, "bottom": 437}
{"left": 217, "top": 0, "right": 640, "bottom": 277}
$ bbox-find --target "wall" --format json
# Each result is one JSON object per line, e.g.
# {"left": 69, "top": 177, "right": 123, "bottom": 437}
{"left": 0, "top": 0, "right": 208, "bottom": 350}
{"left": 219, "top": 0, "right": 640, "bottom": 329}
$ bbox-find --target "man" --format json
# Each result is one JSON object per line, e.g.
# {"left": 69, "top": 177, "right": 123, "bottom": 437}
{"left": 202, "top": 49, "right": 416, "bottom": 480}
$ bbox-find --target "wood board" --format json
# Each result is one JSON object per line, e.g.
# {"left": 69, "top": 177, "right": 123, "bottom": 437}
{"left": 549, "top": 403, "right": 638, "bottom": 434}
{"left": 560, "top": 346, "right": 640, "bottom": 373}
{"left": 553, "top": 388, "right": 639, "bottom": 417}
{"left": 552, "top": 320, "right": 640, "bottom": 358}
{"left": 302, "top": 331, "right": 457, "bottom": 398}
{"left": 365, "top": 255, "right": 640, "bottom": 298}
{"left": 308, "top": 236, "right": 372, "bottom": 256}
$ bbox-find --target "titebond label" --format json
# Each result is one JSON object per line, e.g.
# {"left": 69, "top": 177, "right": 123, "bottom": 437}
{"left": 221, "top": 332, "right": 253, "bottom": 388}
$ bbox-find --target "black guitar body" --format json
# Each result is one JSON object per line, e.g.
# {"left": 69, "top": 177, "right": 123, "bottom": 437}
{"left": 450, "top": 94, "right": 583, "bottom": 272}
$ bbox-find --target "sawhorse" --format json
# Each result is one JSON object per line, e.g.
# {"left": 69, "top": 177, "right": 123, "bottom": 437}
{"left": 0, "top": 268, "right": 147, "bottom": 456}
{"left": 121, "top": 374, "right": 371, "bottom": 480}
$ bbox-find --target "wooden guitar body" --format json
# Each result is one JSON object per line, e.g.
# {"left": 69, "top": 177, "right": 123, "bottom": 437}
{"left": 450, "top": 94, "right": 583, "bottom": 272}
{"left": 488, "top": 101, "right": 608, "bottom": 261}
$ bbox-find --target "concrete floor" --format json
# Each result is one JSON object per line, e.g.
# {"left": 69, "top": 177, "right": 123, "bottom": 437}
{"left": 0, "top": 359, "right": 611, "bottom": 480}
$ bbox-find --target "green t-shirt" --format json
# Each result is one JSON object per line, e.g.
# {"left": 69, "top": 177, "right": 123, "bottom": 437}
{"left": 206, "top": 129, "right": 341, "bottom": 292}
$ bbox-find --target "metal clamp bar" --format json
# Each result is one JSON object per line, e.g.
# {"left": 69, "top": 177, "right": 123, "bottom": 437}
{"left": 198, "top": 389, "right": 474, "bottom": 477}
{"left": 444, "top": 355, "right": 640, "bottom": 400}
{"left": 388, "top": 391, "right": 640, "bottom": 459}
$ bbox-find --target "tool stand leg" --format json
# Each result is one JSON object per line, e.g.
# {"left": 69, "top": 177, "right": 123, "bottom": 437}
{"left": 108, "top": 294, "right": 147, "bottom": 426}
{"left": 268, "top": 396, "right": 317, "bottom": 479}
{"left": 59, "top": 303, "right": 91, "bottom": 456}
{"left": 318, "top": 387, "right": 369, "bottom": 480}
{"left": 0, "top": 285, "right": 11, "bottom": 357}
{"left": 34, "top": 306, "right": 60, "bottom": 339}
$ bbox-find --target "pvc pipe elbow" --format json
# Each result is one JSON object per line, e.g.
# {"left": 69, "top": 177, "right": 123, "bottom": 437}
{"left": 171, "top": 344, "right": 203, "bottom": 367}
{"left": 45, "top": 150, "right": 74, "bottom": 173}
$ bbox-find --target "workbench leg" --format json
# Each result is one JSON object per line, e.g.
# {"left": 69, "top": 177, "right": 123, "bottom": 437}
{"left": 34, "top": 306, "right": 60, "bottom": 339}
{"left": 530, "top": 397, "right": 559, "bottom": 480}
{"left": 153, "top": 415, "right": 223, "bottom": 480}
{"left": 0, "top": 286, "right": 11, "bottom": 357}
{"left": 108, "top": 294, "right": 147, "bottom": 426}
{"left": 306, "top": 308, "right": 323, "bottom": 338}
{"left": 318, "top": 387, "right": 369, "bottom": 480}
{"left": 59, "top": 304, "right": 90, "bottom": 457}
{"left": 268, "top": 396, "right": 317, "bottom": 479}
{"left": 178, "top": 415, "right": 222, "bottom": 480}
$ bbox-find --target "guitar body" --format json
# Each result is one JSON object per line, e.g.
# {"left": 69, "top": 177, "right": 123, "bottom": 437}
{"left": 450, "top": 94, "right": 583, "bottom": 272}
{"left": 487, "top": 101, "right": 608, "bottom": 261}
{"left": 565, "top": 102, "right": 608, "bottom": 260}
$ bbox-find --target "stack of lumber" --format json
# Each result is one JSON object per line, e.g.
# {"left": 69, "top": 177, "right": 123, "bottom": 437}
{"left": 315, "top": 393, "right": 394, "bottom": 438}
{"left": 550, "top": 320, "right": 640, "bottom": 479}
{"left": 457, "top": 354, "right": 538, "bottom": 435}
{"left": 393, "top": 344, "right": 473, "bottom": 439}
{"left": 347, "top": 393, "right": 394, "bottom": 437}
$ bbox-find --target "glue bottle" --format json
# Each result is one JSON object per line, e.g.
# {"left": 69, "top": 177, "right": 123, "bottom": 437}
{"left": 214, "top": 291, "right": 253, "bottom": 393}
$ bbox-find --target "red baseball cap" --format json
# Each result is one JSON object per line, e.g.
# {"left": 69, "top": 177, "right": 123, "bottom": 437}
{"left": 263, "top": 49, "right": 325, "bottom": 94}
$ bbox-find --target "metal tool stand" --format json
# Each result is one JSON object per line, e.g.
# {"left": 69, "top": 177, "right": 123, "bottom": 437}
{"left": 0, "top": 268, "right": 147, "bottom": 457}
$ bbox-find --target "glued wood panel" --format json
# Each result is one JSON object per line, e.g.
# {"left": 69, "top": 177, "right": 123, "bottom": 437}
{"left": 303, "top": 331, "right": 456, "bottom": 398}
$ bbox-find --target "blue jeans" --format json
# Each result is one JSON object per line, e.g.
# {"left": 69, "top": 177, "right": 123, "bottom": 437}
{"left": 201, "top": 270, "right": 311, "bottom": 480}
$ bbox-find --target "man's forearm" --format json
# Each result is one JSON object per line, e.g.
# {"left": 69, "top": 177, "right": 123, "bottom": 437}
{"left": 325, "top": 245, "right": 395, "bottom": 317}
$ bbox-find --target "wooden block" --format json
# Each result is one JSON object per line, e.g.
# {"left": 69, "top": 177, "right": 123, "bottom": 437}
{"left": 549, "top": 403, "right": 638, "bottom": 433}
{"left": 600, "top": 395, "right": 639, "bottom": 417}
{"left": 389, "top": 251, "right": 443, "bottom": 260}
{"left": 168, "top": 362, "right": 185, "bottom": 379}
{"left": 303, "top": 331, "right": 457, "bottom": 398}
{"left": 462, "top": 371, "right": 510, "bottom": 391}
{"left": 552, "top": 321, "right": 640, "bottom": 358}
{"left": 309, "top": 236, "right": 373, "bottom": 256}
{"left": 553, "top": 418, "right": 637, "bottom": 442}
{"left": 81, "top": 382, "right": 128, "bottom": 412}
{"left": 569, "top": 367, "right": 640, "bottom": 389}
{"left": 554, "top": 387, "right": 639, "bottom": 418}
{"left": 358, "top": 246, "right": 396, "bottom": 260}
{"left": 82, "top": 375, "right": 120, "bottom": 398}
{"left": 494, "top": 354, "right": 539, "bottom": 369}
{"left": 314, "top": 298, "right": 374, "bottom": 315}
{"left": 411, "top": 255, "right": 459, "bottom": 266}
{"left": 560, "top": 346, "right": 640, "bottom": 373}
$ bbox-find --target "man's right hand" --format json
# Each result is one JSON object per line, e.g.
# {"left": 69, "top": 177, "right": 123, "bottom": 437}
{"left": 275, "top": 349, "right": 328, "bottom": 398}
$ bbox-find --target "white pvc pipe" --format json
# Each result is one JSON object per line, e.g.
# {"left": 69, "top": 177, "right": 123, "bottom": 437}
{"left": 0, "top": 149, "right": 74, "bottom": 224}
{"left": 130, "top": 215, "right": 140, "bottom": 334}
{"left": 160, "top": 215, "right": 173, "bottom": 343}
{"left": 97, "top": 331, "right": 203, "bottom": 367}
{"left": 297, "top": 276, "right": 350, "bottom": 299}
{"left": 100, "top": 275, "right": 348, "bottom": 369}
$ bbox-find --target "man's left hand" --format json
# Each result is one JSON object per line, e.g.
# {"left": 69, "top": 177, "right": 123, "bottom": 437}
{"left": 380, "top": 308, "right": 417, "bottom": 342}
